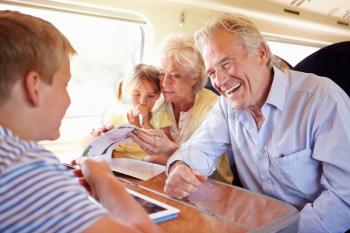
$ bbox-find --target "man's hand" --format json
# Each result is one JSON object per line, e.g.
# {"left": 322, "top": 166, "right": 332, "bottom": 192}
{"left": 144, "top": 154, "right": 170, "bottom": 165}
{"left": 164, "top": 162, "right": 207, "bottom": 199}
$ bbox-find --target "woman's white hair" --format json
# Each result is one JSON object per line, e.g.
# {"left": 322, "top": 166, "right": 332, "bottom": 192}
{"left": 195, "top": 13, "right": 273, "bottom": 68}
{"left": 159, "top": 34, "right": 208, "bottom": 92}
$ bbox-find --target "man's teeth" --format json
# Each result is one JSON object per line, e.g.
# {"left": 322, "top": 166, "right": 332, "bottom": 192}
{"left": 224, "top": 83, "right": 241, "bottom": 94}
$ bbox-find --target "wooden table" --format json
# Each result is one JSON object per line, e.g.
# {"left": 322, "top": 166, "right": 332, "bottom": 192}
{"left": 116, "top": 172, "right": 299, "bottom": 233}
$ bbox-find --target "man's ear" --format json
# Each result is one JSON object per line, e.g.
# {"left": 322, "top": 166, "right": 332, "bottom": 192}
{"left": 24, "top": 71, "right": 41, "bottom": 107}
{"left": 258, "top": 43, "right": 269, "bottom": 66}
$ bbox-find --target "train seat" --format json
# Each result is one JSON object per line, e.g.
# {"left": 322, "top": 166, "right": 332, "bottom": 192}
{"left": 293, "top": 41, "right": 350, "bottom": 96}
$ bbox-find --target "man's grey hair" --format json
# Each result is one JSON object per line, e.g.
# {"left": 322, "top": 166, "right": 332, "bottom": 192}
{"left": 195, "top": 13, "right": 273, "bottom": 68}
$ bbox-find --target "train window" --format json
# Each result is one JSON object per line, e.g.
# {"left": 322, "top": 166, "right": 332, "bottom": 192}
{"left": 267, "top": 40, "right": 321, "bottom": 66}
{"left": 0, "top": 3, "right": 147, "bottom": 162}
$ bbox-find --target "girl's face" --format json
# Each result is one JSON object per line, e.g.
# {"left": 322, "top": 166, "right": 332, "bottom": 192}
{"left": 131, "top": 79, "right": 159, "bottom": 110}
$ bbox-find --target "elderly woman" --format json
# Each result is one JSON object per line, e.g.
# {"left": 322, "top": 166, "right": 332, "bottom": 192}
{"left": 132, "top": 34, "right": 233, "bottom": 184}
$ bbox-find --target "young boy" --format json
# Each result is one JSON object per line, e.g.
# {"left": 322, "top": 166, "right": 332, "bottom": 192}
{"left": 0, "top": 10, "right": 159, "bottom": 233}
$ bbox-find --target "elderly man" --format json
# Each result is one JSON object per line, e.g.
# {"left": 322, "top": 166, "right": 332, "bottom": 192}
{"left": 130, "top": 13, "right": 350, "bottom": 233}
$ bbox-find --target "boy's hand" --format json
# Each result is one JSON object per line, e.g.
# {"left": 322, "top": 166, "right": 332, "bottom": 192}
{"left": 71, "top": 158, "right": 114, "bottom": 199}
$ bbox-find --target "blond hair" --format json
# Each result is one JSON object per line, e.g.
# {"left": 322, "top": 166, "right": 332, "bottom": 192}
{"left": 195, "top": 13, "right": 272, "bottom": 68}
{"left": 0, "top": 10, "right": 76, "bottom": 103}
{"left": 116, "top": 64, "right": 160, "bottom": 102}
{"left": 159, "top": 34, "right": 207, "bottom": 92}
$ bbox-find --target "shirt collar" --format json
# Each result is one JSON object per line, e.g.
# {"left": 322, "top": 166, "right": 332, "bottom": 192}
{"left": 264, "top": 66, "right": 288, "bottom": 111}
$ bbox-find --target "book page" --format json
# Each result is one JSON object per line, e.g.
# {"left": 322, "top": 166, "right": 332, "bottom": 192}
{"left": 109, "top": 158, "right": 165, "bottom": 180}
{"left": 82, "top": 124, "right": 165, "bottom": 180}
{"left": 83, "top": 124, "right": 139, "bottom": 157}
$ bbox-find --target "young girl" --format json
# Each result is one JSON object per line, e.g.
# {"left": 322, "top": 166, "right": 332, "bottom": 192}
{"left": 102, "top": 64, "right": 172, "bottom": 159}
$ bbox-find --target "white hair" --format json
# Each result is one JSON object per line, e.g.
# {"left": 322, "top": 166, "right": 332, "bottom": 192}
{"left": 159, "top": 34, "right": 208, "bottom": 92}
{"left": 195, "top": 13, "right": 273, "bottom": 68}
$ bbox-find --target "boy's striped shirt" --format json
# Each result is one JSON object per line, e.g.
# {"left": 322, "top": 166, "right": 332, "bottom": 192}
{"left": 0, "top": 126, "right": 107, "bottom": 233}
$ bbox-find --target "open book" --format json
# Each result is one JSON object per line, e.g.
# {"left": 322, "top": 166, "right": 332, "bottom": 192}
{"left": 82, "top": 124, "right": 165, "bottom": 180}
{"left": 82, "top": 124, "right": 139, "bottom": 158}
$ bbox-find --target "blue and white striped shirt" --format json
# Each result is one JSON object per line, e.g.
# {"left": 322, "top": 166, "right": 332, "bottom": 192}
{"left": 0, "top": 126, "right": 108, "bottom": 233}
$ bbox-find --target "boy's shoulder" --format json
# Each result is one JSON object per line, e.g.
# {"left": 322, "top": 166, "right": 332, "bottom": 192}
{"left": 0, "top": 127, "right": 108, "bottom": 233}
{"left": 0, "top": 126, "right": 58, "bottom": 173}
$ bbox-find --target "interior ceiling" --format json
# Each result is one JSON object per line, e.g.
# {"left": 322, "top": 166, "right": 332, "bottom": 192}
{"left": 268, "top": 0, "right": 350, "bottom": 21}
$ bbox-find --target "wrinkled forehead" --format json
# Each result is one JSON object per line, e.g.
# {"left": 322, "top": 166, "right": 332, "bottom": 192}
{"left": 159, "top": 56, "right": 192, "bottom": 74}
{"left": 201, "top": 30, "right": 245, "bottom": 70}
{"left": 202, "top": 43, "right": 215, "bottom": 72}
{"left": 159, "top": 56, "right": 176, "bottom": 69}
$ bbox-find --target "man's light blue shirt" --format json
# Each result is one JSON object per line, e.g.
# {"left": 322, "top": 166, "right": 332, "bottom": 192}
{"left": 167, "top": 67, "right": 350, "bottom": 233}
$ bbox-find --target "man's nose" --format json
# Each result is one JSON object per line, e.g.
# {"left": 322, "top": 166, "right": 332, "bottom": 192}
{"left": 215, "top": 68, "right": 227, "bottom": 83}
{"left": 211, "top": 68, "right": 226, "bottom": 87}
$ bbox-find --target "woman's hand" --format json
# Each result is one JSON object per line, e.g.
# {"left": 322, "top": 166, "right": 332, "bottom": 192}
{"left": 128, "top": 129, "right": 179, "bottom": 156}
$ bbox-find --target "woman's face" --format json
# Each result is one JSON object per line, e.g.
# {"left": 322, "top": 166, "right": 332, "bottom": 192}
{"left": 159, "top": 57, "right": 198, "bottom": 103}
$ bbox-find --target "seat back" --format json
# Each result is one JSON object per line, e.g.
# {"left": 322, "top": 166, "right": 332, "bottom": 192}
{"left": 293, "top": 41, "right": 350, "bottom": 96}
{"left": 205, "top": 79, "right": 220, "bottom": 95}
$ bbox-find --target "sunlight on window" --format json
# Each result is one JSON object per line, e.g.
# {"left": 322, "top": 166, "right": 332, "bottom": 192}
{"left": 0, "top": 3, "right": 145, "bottom": 162}
{"left": 268, "top": 41, "right": 320, "bottom": 67}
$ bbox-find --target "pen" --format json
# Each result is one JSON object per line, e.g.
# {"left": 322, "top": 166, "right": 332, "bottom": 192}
{"left": 62, "top": 163, "right": 78, "bottom": 170}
